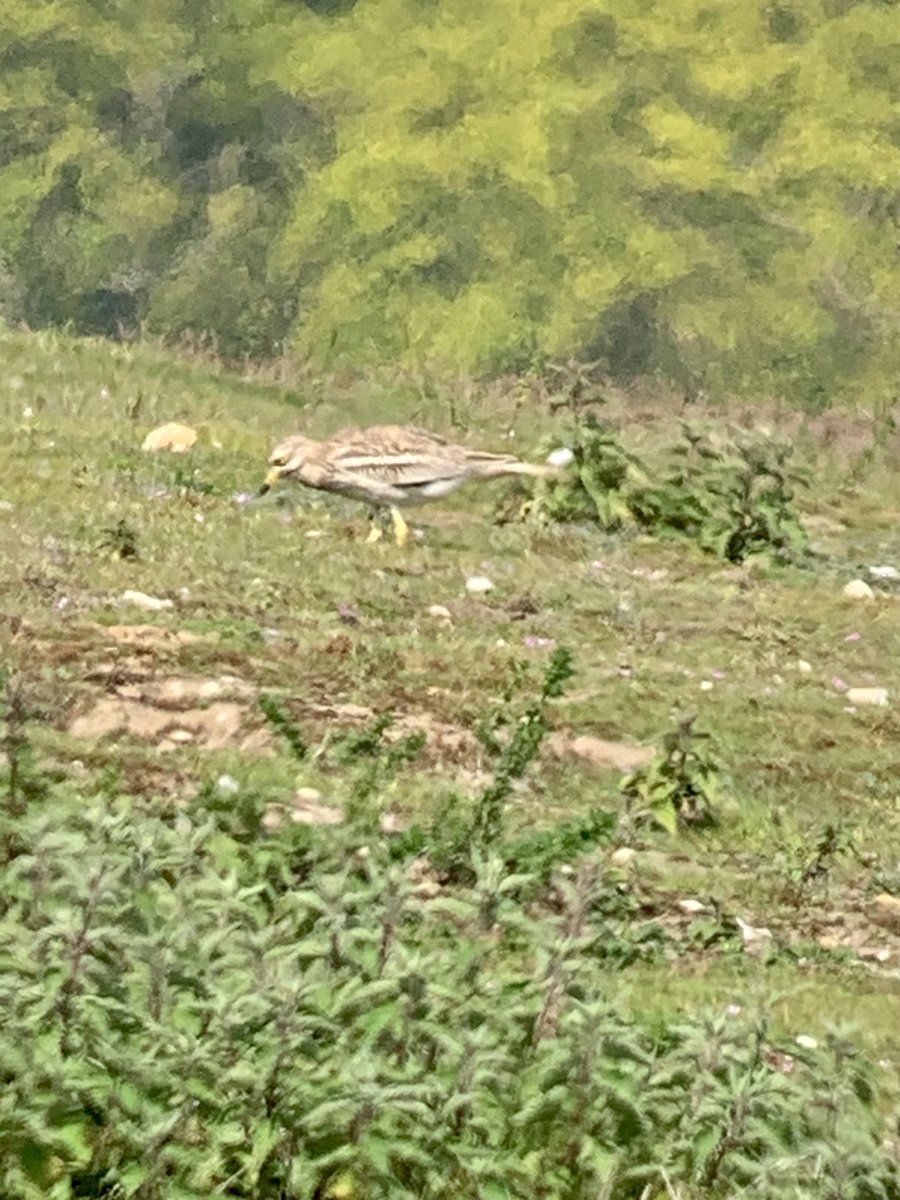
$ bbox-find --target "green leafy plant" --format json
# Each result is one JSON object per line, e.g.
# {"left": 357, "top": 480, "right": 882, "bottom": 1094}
{"left": 766, "top": 819, "right": 856, "bottom": 906}
{"left": 98, "top": 517, "right": 140, "bottom": 560}
{"left": 470, "top": 645, "right": 575, "bottom": 849}
{"left": 330, "top": 712, "right": 426, "bottom": 811}
{"left": 502, "top": 413, "right": 646, "bottom": 530}
{"left": 2, "top": 781, "right": 896, "bottom": 1199}
{"left": 258, "top": 693, "right": 308, "bottom": 760}
{"left": 0, "top": 673, "right": 49, "bottom": 863}
{"left": 621, "top": 713, "right": 724, "bottom": 833}
{"left": 630, "top": 423, "right": 812, "bottom": 563}
{"left": 504, "top": 806, "right": 617, "bottom": 884}
{"left": 507, "top": 417, "right": 812, "bottom": 565}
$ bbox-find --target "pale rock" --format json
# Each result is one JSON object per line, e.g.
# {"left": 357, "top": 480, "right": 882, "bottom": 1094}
{"left": 610, "top": 847, "right": 637, "bottom": 868}
{"left": 118, "top": 589, "right": 174, "bottom": 611}
{"left": 407, "top": 856, "right": 441, "bottom": 900}
{"left": 216, "top": 774, "right": 240, "bottom": 796}
{"left": 547, "top": 447, "right": 575, "bottom": 467}
{"left": 676, "top": 899, "right": 707, "bottom": 915}
{"left": 294, "top": 786, "right": 324, "bottom": 806}
{"left": 290, "top": 802, "right": 344, "bottom": 827}
{"left": 796, "top": 660, "right": 813, "bottom": 674}
{"left": 846, "top": 687, "right": 889, "bottom": 707}
{"left": 736, "top": 917, "right": 773, "bottom": 955}
{"left": 290, "top": 784, "right": 342, "bottom": 826}
{"left": 414, "top": 879, "right": 442, "bottom": 900}
{"left": 262, "top": 806, "right": 285, "bottom": 832}
{"left": 466, "top": 575, "right": 494, "bottom": 594}
{"left": 843, "top": 579, "right": 875, "bottom": 601}
{"left": 872, "top": 893, "right": 900, "bottom": 933}
{"left": 795, "top": 1035, "right": 818, "bottom": 1050}
{"left": 380, "top": 813, "right": 409, "bottom": 834}
{"left": 869, "top": 565, "right": 899, "bottom": 581}
{"left": 818, "top": 933, "right": 843, "bottom": 952}
{"left": 427, "top": 604, "right": 453, "bottom": 621}
{"left": 141, "top": 422, "right": 198, "bottom": 454}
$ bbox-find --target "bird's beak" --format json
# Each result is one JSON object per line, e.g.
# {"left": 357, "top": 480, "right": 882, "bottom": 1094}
{"left": 258, "top": 466, "right": 282, "bottom": 496}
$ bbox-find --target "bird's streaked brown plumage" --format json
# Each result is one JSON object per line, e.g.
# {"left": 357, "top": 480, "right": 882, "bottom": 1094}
{"left": 260, "top": 424, "right": 555, "bottom": 545}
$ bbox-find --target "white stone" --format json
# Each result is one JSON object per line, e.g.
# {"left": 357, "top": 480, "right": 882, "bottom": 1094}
{"left": 796, "top": 660, "right": 812, "bottom": 674}
{"left": 846, "top": 686, "right": 889, "bottom": 707}
{"left": 290, "top": 800, "right": 344, "bottom": 827}
{"left": 118, "top": 589, "right": 174, "bottom": 611}
{"left": 380, "top": 813, "right": 409, "bottom": 834}
{"left": 676, "top": 899, "right": 707, "bottom": 915}
{"left": 216, "top": 774, "right": 240, "bottom": 796}
{"left": 547, "top": 447, "right": 575, "bottom": 467}
{"left": 869, "top": 565, "right": 899, "bottom": 580}
{"left": 262, "top": 806, "right": 285, "bottom": 832}
{"left": 610, "top": 847, "right": 636, "bottom": 867}
{"left": 294, "top": 786, "right": 324, "bottom": 805}
{"left": 466, "top": 575, "right": 494, "bottom": 594}
{"left": 736, "top": 917, "right": 773, "bottom": 955}
{"left": 843, "top": 579, "right": 875, "bottom": 601}
{"left": 141, "top": 422, "right": 198, "bottom": 454}
{"left": 795, "top": 1035, "right": 818, "bottom": 1050}
{"left": 427, "top": 604, "right": 453, "bottom": 621}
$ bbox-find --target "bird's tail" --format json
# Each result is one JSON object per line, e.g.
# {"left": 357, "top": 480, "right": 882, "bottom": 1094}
{"left": 466, "top": 453, "right": 558, "bottom": 480}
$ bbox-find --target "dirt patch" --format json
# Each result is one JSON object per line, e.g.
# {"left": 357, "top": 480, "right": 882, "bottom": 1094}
{"left": 69, "top": 673, "right": 275, "bottom": 755}
{"left": 547, "top": 733, "right": 655, "bottom": 773}
{"left": 304, "top": 701, "right": 479, "bottom": 762}
{"left": 101, "top": 624, "right": 218, "bottom": 648}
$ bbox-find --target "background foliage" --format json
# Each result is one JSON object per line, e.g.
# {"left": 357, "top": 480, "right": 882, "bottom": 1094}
{"left": 1, "top": 0, "right": 898, "bottom": 402}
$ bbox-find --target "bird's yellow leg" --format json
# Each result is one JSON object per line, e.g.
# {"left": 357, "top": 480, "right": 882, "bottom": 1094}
{"left": 391, "top": 506, "right": 410, "bottom": 548}
{"left": 365, "top": 511, "right": 384, "bottom": 543}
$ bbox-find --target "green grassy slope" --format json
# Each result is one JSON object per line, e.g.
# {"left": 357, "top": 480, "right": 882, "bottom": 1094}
{"left": 2, "top": 322, "right": 900, "bottom": 1070}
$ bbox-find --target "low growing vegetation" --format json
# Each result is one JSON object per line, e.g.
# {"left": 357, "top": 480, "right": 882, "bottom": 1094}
{"left": 515, "top": 413, "right": 811, "bottom": 564}
{"left": 1, "top": 715, "right": 897, "bottom": 1199}
{"left": 0, "top": 327, "right": 899, "bottom": 1197}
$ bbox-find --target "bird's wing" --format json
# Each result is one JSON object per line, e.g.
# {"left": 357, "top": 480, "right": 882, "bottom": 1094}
{"left": 325, "top": 426, "right": 469, "bottom": 489}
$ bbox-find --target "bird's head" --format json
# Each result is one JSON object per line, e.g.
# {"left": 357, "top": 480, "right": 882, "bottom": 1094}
{"left": 258, "top": 435, "right": 317, "bottom": 494}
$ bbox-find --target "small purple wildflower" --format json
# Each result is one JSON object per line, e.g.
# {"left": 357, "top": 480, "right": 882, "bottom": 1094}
{"left": 845, "top": 631, "right": 861, "bottom": 642}
{"left": 524, "top": 635, "right": 555, "bottom": 649}
{"left": 725, "top": 1003, "right": 742, "bottom": 1017}
{"left": 711, "top": 670, "right": 727, "bottom": 680}
{"left": 831, "top": 676, "right": 849, "bottom": 693}
{"left": 233, "top": 491, "right": 255, "bottom": 506}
